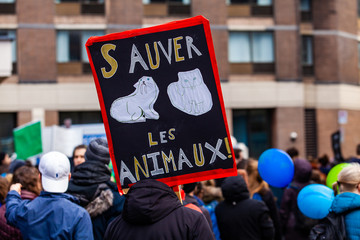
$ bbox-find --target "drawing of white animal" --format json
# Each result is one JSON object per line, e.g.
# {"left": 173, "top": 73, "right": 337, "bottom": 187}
{"left": 110, "top": 76, "right": 160, "bottom": 123}
{"left": 167, "top": 68, "right": 213, "bottom": 116}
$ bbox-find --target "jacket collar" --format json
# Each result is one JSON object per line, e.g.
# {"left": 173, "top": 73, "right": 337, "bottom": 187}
{"left": 40, "top": 191, "right": 80, "bottom": 204}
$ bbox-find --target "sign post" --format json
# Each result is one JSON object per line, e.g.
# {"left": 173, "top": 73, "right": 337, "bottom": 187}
{"left": 86, "top": 16, "right": 237, "bottom": 193}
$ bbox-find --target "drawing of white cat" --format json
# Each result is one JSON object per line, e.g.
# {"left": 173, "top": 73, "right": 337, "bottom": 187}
{"left": 110, "top": 76, "right": 160, "bottom": 123}
{"left": 167, "top": 68, "right": 213, "bottom": 116}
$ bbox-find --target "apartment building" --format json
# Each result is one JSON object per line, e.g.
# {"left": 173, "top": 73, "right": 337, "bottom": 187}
{"left": 0, "top": 0, "right": 359, "bottom": 160}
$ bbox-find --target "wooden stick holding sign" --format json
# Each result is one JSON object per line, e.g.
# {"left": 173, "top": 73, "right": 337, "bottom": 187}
{"left": 86, "top": 15, "right": 237, "bottom": 195}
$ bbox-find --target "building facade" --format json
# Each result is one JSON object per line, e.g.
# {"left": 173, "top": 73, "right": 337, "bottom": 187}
{"left": 0, "top": 0, "right": 359, "bottom": 159}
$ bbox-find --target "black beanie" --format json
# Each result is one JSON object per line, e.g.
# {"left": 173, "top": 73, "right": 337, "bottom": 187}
{"left": 85, "top": 138, "right": 110, "bottom": 165}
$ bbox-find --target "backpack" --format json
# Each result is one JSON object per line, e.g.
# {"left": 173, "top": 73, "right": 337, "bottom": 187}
{"left": 288, "top": 184, "right": 318, "bottom": 234}
{"left": 309, "top": 211, "right": 346, "bottom": 240}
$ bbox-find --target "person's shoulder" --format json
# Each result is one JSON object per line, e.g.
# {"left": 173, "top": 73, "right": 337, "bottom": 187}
{"left": 175, "top": 205, "right": 204, "bottom": 218}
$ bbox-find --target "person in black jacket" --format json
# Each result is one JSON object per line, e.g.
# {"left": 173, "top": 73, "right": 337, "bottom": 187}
{"left": 67, "top": 138, "right": 125, "bottom": 240}
{"left": 215, "top": 175, "right": 275, "bottom": 240}
{"left": 104, "top": 179, "right": 215, "bottom": 240}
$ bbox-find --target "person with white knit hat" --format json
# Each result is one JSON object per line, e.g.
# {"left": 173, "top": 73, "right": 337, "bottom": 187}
{"left": 5, "top": 151, "right": 94, "bottom": 240}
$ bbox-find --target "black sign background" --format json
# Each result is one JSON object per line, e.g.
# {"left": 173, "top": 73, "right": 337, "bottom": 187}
{"left": 87, "top": 16, "right": 236, "bottom": 190}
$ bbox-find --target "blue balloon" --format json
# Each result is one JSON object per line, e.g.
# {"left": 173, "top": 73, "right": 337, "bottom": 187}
{"left": 258, "top": 148, "right": 294, "bottom": 188}
{"left": 297, "top": 184, "right": 334, "bottom": 219}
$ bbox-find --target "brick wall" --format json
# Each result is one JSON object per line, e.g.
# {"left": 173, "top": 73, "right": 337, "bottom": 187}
{"left": 17, "top": 0, "right": 56, "bottom": 82}
{"left": 273, "top": 107, "right": 305, "bottom": 158}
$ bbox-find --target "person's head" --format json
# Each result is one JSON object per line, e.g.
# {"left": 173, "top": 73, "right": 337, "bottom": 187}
{"left": 0, "top": 177, "right": 9, "bottom": 204}
{"left": 39, "top": 151, "right": 71, "bottom": 193}
{"left": 85, "top": 138, "right": 110, "bottom": 165}
{"left": 246, "top": 159, "right": 268, "bottom": 196}
{"left": 12, "top": 164, "right": 42, "bottom": 196}
{"left": 286, "top": 147, "right": 299, "bottom": 160}
{"left": 182, "top": 182, "right": 197, "bottom": 195}
{"left": 333, "top": 163, "right": 360, "bottom": 195}
{"left": 293, "top": 158, "right": 312, "bottom": 183}
{"left": 221, "top": 175, "right": 249, "bottom": 202}
{"left": 246, "top": 159, "right": 262, "bottom": 184}
{"left": 0, "top": 152, "right": 11, "bottom": 166}
{"left": 318, "top": 154, "right": 329, "bottom": 167}
{"left": 72, "top": 144, "right": 87, "bottom": 167}
{"left": 356, "top": 144, "right": 360, "bottom": 157}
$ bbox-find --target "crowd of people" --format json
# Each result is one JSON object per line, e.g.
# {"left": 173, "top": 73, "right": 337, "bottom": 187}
{"left": 0, "top": 138, "right": 359, "bottom": 239}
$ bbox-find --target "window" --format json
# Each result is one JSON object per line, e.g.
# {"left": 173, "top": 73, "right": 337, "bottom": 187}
{"left": 229, "top": 31, "right": 274, "bottom": 74}
{"left": 302, "top": 36, "right": 313, "bottom": 75}
{"left": 55, "top": 0, "right": 105, "bottom": 15}
{"left": 0, "top": 113, "right": 16, "bottom": 153}
{"left": 300, "top": 0, "right": 312, "bottom": 21}
{"left": 56, "top": 0, "right": 104, "bottom": 2}
{"left": 229, "top": 32, "right": 274, "bottom": 63}
{"left": 56, "top": 30, "right": 104, "bottom": 73}
{"left": 143, "top": 0, "right": 191, "bottom": 16}
{"left": 57, "top": 30, "right": 104, "bottom": 74}
{"left": 227, "top": 0, "right": 272, "bottom": 17}
{"left": 229, "top": 0, "right": 271, "bottom": 5}
{"left": 59, "top": 111, "right": 103, "bottom": 125}
{"left": 233, "top": 109, "right": 272, "bottom": 159}
{"left": 0, "top": 0, "right": 15, "bottom": 14}
{"left": 0, "top": 30, "right": 16, "bottom": 73}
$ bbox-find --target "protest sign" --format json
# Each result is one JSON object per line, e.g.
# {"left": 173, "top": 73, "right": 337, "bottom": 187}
{"left": 13, "top": 121, "right": 42, "bottom": 160}
{"left": 86, "top": 15, "right": 237, "bottom": 191}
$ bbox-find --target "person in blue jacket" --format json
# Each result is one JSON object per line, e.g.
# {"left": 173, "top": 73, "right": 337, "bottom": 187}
{"left": 330, "top": 162, "right": 360, "bottom": 240}
{"left": 5, "top": 151, "right": 94, "bottom": 240}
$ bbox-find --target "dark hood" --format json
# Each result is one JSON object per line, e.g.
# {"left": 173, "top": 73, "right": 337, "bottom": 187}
{"left": 67, "top": 161, "right": 111, "bottom": 205}
{"left": 221, "top": 176, "right": 249, "bottom": 202}
{"left": 71, "top": 161, "right": 111, "bottom": 185}
{"left": 123, "top": 179, "right": 182, "bottom": 225}
{"left": 293, "top": 158, "right": 312, "bottom": 184}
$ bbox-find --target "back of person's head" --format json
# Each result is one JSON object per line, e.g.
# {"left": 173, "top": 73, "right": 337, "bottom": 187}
{"left": 318, "top": 154, "right": 329, "bottom": 167}
{"left": 221, "top": 175, "right": 249, "bottom": 202}
{"left": 246, "top": 159, "right": 260, "bottom": 182}
{"left": 357, "top": 144, "right": 360, "bottom": 156}
{"left": 333, "top": 163, "right": 360, "bottom": 195}
{"left": 293, "top": 158, "right": 312, "bottom": 183}
{"left": 183, "top": 182, "right": 197, "bottom": 194}
{"left": 0, "top": 177, "right": 9, "bottom": 204}
{"left": 286, "top": 147, "right": 299, "bottom": 159}
{"left": 246, "top": 159, "right": 268, "bottom": 196}
{"left": 39, "top": 151, "right": 70, "bottom": 193}
{"left": 8, "top": 159, "right": 27, "bottom": 174}
{"left": 85, "top": 138, "right": 110, "bottom": 165}
{"left": 12, "top": 164, "right": 41, "bottom": 196}
{"left": 0, "top": 152, "right": 6, "bottom": 164}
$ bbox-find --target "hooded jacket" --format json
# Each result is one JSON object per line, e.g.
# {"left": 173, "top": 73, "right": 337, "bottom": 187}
{"left": 67, "top": 161, "right": 124, "bottom": 240}
{"left": 279, "top": 158, "right": 314, "bottom": 240}
{"left": 5, "top": 191, "right": 93, "bottom": 240}
{"left": 215, "top": 176, "right": 274, "bottom": 240}
{"left": 330, "top": 192, "right": 360, "bottom": 240}
{"left": 104, "top": 179, "right": 215, "bottom": 240}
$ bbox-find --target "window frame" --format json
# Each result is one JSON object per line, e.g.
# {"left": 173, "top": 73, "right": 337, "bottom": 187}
{"left": 301, "top": 35, "right": 314, "bottom": 76}
{"left": 229, "top": 31, "right": 275, "bottom": 64}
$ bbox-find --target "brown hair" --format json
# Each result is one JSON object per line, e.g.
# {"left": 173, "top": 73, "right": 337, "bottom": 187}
{"left": 246, "top": 159, "right": 269, "bottom": 198}
{"left": 0, "top": 177, "right": 9, "bottom": 204}
{"left": 11, "top": 165, "right": 41, "bottom": 196}
{"left": 72, "top": 144, "right": 87, "bottom": 158}
{"left": 333, "top": 163, "right": 360, "bottom": 196}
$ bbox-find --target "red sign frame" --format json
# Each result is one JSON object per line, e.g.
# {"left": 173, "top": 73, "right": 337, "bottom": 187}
{"left": 86, "top": 15, "right": 237, "bottom": 193}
